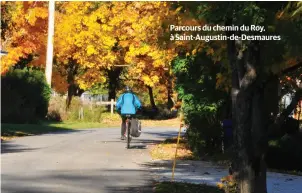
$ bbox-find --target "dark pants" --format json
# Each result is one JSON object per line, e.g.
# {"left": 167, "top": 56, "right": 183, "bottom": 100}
{"left": 121, "top": 116, "right": 127, "bottom": 136}
{"left": 120, "top": 115, "right": 136, "bottom": 136}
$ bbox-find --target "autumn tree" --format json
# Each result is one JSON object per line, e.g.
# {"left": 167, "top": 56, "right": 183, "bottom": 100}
{"left": 54, "top": 2, "right": 108, "bottom": 108}
{"left": 54, "top": 2, "right": 179, "bottom": 109}
{"left": 186, "top": 2, "right": 302, "bottom": 193}
{"left": 1, "top": 1, "right": 48, "bottom": 73}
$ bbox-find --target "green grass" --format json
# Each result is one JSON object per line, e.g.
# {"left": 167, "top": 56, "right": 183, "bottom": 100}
{"left": 154, "top": 182, "right": 224, "bottom": 193}
{"left": 45, "top": 121, "right": 114, "bottom": 129}
{"left": 1, "top": 121, "right": 114, "bottom": 139}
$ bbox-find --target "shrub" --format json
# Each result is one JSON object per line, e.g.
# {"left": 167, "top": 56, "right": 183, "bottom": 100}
{"left": 47, "top": 95, "right": 106, "bottom": 122}
{"left": 1, "top": 68, "right": 51, "bottom": 123}
{"left": 155, "top": 104, "right": 178, "bottom": 119}
{"left": 172, "top": 52, "right": 227, "bottom": 154}
{"left": 137, "top": 104, "right": 178, "bottom": 120}
{"left": 266, "top": 133, "right": 302, "bottom": 171}
{"left": 46, "top": 95, "right": 66, "bottom": 121}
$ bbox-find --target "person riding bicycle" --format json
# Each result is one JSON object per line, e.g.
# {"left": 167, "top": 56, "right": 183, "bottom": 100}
{"left": 116, "top": 86, "right": 142, "bottom": 140}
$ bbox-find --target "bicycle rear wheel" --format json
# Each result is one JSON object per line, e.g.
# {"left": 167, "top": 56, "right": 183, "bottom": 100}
{"left": 127, "top": 120, "right": 131, "bottom": 149}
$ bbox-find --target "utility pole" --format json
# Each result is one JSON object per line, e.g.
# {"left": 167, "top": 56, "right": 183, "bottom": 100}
{"left": 45, "top": 0, "right": 55, "bottom": 86}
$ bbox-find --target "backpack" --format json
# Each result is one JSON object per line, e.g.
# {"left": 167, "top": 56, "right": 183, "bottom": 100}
{"left": 130, "top": 118, "right": 142, "bottom": 137}
{"left": 121, "top": 93, "right": 135, "bottom": 106}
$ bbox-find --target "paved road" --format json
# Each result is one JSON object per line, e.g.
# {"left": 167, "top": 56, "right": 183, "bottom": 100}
{"left": 1, "top": 127, "right": 182, "bottom": 193}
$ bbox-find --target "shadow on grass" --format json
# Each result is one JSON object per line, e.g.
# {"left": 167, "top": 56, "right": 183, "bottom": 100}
{"left": 153, "top": 181, "right": 224, "bottom": 193}
{"left": 1, "top": 122, "right": 85, "bottom": 138}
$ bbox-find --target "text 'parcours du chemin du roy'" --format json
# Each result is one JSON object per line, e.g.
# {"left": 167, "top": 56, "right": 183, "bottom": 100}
{"left": 170, "top": 24, "right": 266, "bottom": 33}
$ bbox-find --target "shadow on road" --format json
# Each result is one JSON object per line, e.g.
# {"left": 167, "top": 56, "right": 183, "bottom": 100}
{"left": 105, "top": 180, "right": 155, "bottom": 193}
{"left": 127, "top": 145, "right": 147, "bottom": 149}
{"left": 1, "top": 168, "right": 156, "bottom": 193}
{"left": 98, "top": 138, "right": 163, "bottom": 150}
{"left": 1, "top": 141, "right": 39, "bottom": 154}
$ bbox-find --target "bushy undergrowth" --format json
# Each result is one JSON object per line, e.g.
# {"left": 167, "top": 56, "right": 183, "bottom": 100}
{"left": 266, "top": 133, "right": 302, "bottom": 172}
{"left": 137, "top": 104, "right": 178, "bottom": 120}
{"left": 172, "top": 52, "right": 228, "bottom": 154}
{"left": 2, "top": 68, "right": 51, "bottom": 123}
{"left": 47, "top": 96, "right": 106, "bottom": 122}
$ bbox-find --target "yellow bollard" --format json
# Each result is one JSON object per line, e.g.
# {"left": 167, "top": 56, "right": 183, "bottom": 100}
{"left": 171, "top": 122, "right": 183, "bottom": 181}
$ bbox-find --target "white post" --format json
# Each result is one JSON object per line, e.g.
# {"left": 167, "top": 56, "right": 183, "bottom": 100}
{"left": 45, "top": 0, "right": 55, "bottom": 86}
{"left": 111, "top": 99, "right": 114, "bottom": 114}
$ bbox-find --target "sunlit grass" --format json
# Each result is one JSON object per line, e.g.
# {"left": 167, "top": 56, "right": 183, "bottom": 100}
{"left": 149, "top": 137, "right": 196, "bottom": 160}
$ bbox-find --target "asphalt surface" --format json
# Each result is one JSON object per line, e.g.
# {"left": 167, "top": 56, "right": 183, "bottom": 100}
{"left": 1, "top": 127, "right": 181, "bottom": 193}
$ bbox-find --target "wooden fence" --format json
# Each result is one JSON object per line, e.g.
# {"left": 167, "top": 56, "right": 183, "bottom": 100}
{"left": 96, "top": 99, "right": 116, "bottom": 114}
{"left": 78, "top": 99, "right": 116, "bottom": 120}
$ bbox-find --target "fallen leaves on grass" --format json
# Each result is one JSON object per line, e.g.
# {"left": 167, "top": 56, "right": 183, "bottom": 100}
{"left": 1, "top": 130, "right": 33, "bottom": 141}
{"left": 154, "top": 181, "right": 224, "bottom": 193}
{"left": 99, "top": 113, "right": 180, "bottom": 127}
{"left": 100, "top": 113, "right": 121, "bottom": 126}
{"left": 217, "top": 175, "right": 237, "bottom": 193}
{"left": 149, "top": 137, "right": 195, "bottom": 160}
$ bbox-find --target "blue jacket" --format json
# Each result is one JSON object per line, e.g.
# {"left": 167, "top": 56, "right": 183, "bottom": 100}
{"left": 116, "top": 92, "right": 141, "bottom": 115}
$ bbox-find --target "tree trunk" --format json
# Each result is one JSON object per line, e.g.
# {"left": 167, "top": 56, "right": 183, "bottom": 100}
{"left": 66, "top": 84, "right": 75, "bottom": 111}
{"left": 226, "top": 18, "right": 267, "bottom": 191}
{"left": 147, "top": 86, "right": 157, "bottom": 109}
{"left": 263, "top": 76, "right": 280, "bottom": 121}
{"left": 106, "top": 68, "right": 122, "bottom": 111}
{"left": 65, "top": 60, "right": 79, "bottom": 111}
{"left": 66, "top": 82, "right": 84, "bottom": 111}
{"left": 167, "top": 77, "right": 174, "bottom": 109}
{"left": 234, "top": 87, "right": 267, "bottom": 193}
{"left": 107, "top": 68, "right": 122, "bottom": 101}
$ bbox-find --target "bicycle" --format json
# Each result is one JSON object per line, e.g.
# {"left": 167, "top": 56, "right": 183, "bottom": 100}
{"left": 125, "top": 114, "right": 132, "bottom": 149}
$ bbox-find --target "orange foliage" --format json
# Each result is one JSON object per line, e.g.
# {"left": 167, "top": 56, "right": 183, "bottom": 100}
{"left": 1, "top": 1, "right": 48, "bottom": 73}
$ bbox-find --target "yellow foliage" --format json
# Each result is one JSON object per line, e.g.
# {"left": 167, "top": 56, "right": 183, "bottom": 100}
{"left": 192, "top": 48, "right": 197, "bottom": 55}
{"left": 217, "top": 182, "right": 224, "bottom": 189}
{"left": 2, "top": 2, "right": 180, "bottom": 91}
{"left": 86, "top": 45, "right": 97, "bottom": 56}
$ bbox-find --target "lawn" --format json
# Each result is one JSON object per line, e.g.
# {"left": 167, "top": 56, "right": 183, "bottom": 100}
{"left": 154, "top": 181, "right": 224, "bottom": 193}
{"left": 1, "top": 121, "right": 110, "bottom": 140}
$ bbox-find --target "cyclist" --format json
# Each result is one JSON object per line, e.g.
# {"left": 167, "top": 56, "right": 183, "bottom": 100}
{"left": 116, "top": 86, "right": 142, "bottom": 140}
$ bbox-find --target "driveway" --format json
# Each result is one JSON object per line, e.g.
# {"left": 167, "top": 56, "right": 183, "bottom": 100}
{"left": 1, "top": 127, "right": 181, "bottom": 193}
{"left": 2, "top": 126, "right": 302, "bottom": 193}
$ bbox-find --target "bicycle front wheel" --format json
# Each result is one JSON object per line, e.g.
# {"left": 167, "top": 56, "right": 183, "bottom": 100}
{"left": 127, "top": 121, "right": 131, "bottom": 149}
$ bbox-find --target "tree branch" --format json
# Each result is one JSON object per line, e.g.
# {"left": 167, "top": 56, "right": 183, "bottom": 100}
{"left": 268, "top": 84, "right": 302, "bottom": 135}
{"left": 281, "top": 61, "right": 302, "bottom": 75}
